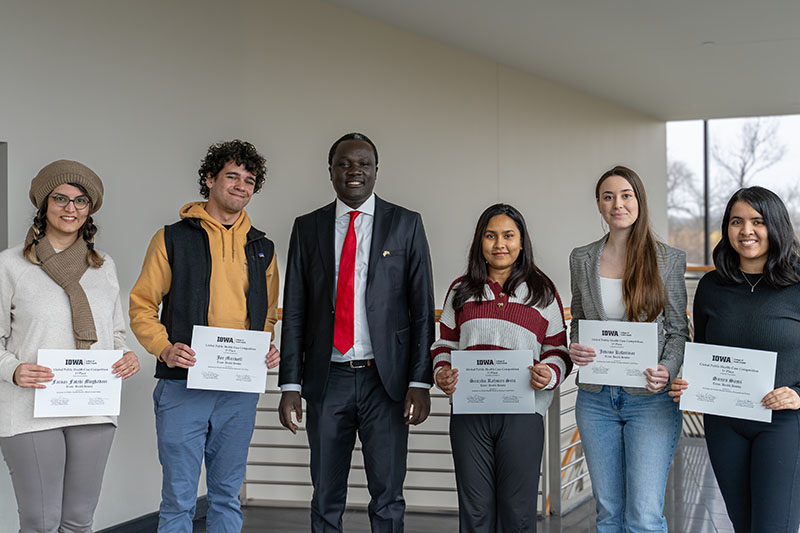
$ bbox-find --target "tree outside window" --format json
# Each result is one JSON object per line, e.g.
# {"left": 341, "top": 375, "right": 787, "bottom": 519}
{"left": 668, "top": 116, "right": 800, "bottom": 266}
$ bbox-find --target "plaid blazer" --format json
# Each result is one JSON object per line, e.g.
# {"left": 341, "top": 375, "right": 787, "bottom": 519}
{"left": 568, "top": 235, "right": 689, "bottom": 395}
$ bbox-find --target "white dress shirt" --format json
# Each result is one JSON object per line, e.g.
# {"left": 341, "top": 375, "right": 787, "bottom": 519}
{"left": 331, "top": 194, "right": 376, "bottom": 363}
{"left": 281, "top": 194, "right": 429, "bottom": 392}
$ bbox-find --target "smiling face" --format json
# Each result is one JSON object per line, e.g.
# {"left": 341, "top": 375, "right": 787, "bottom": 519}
{"left": 728, "top": 200, "right": 770, "bottom": 272}
{"left": 597, "top": 175, "right": 639, "bottom": 232}
{"left": 45, "top": 183, "right": 90, "bottom": 244}
{"left": 329, "top": 139, "right": 377, "bottom": 209}
{"left": 482, "top": 214, "right": 522, "bottom": 280}
{"left": 206, "top": 160, "right": 256, "bottom": 217}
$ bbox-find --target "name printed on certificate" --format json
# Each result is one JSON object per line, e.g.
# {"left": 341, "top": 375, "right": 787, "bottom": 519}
{"left": 34, "top": 349, "right": 122, "bottom": 418}
{"left": 680, "top": 343, "right": 777, "bottom": 423}
{"left": 578, "top": 320, "right": 658, "bottom": 388}
{"left": 451, "top": 350, "right": 535, "bottom": 415}
{"left": 187, "top": 325, "right": 271, "bottom": 393}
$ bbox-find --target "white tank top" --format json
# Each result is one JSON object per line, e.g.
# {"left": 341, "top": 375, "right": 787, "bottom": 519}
{"left": 599, "top": 276, "right": 625, "bottom": 320}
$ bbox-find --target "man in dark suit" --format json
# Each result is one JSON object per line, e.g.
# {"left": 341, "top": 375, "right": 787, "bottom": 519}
{"left": 278, "top": 132, "right": 435, "bottom": 532}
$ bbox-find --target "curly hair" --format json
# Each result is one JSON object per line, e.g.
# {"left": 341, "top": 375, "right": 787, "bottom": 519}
{"left": 23, "top": 183, "right": 104, "bottom": 268}
{"left": 197, "top": 140, "right": 267, "bottom": 199}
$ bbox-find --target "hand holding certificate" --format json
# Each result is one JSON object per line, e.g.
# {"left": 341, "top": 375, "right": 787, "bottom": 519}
{"left": 451, "top": 350, "right": 535, "bottom": 414}
{"left": 578, "top": 320, "right": 658, "bottom": 388}
{"left": 678, "top": 343, "right": 776, "bottom": 422}
{"left": 187, "top": 326, "right": 271, "bottom": 393}
{"left": 34, "top": 350, "right": 123, "bottom": 417}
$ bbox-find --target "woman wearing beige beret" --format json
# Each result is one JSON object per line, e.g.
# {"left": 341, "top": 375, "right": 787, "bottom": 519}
{"left": 0, "top": 160, "right": 138, "bottom": 533}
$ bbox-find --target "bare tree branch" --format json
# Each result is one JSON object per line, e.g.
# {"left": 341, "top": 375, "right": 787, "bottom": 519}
{"left": 667, "top": 160, "right": 703, "bottom": 218}
{"left": 712, "top": 117, "right": 786, "bottom": 190}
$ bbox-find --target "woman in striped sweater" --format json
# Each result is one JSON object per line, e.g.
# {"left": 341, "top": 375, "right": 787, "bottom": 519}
{"left": 432, "top": 203, "right": 572, "bottom": 533}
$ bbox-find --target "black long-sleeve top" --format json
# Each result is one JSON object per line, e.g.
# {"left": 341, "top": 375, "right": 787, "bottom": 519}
{"left": 693, "top": 270, "right": 800, "bottom": 396}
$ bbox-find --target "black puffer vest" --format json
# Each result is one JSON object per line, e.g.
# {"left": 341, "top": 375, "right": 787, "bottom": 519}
{"left": 155, "top": 217, "right": 274, "bottom": 379}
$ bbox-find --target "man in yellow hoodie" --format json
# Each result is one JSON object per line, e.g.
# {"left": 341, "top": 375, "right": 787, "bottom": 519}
{"left": 129, "top": 140, "right": 279, "bottom": 533}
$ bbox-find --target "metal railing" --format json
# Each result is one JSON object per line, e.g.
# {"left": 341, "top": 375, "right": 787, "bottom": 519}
{"left": 244, "top": 293, "right": 702, "bottom": 516}
{"left": 242, "top": 310, "right": 571, "bottom": 515}
{"left": 545, "top": 373, "right": 592, "bottom": 515}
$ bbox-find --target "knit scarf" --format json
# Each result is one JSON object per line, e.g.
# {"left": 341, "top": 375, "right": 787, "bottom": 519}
{"left": 25, "top": 227, "right": 98, "bottom": 349}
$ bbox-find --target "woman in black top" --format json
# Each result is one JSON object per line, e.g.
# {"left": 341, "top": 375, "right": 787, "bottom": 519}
{"left": 671, "top": 186, "right": 800, "bottom": 533}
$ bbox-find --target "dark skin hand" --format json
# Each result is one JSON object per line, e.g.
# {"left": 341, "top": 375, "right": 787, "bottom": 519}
{"left": 404, "top": 387, "right": 431, "bottom": 425}
{"left": 279, "top": 390, "right": 303, "bottom": 434}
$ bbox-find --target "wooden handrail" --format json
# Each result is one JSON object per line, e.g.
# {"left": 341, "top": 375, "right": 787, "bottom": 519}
{"left": 687, "top": 265, "right": 715, "bottom": 273}
{"left": 273, "top": 267, "right": 710, "bottom": 321}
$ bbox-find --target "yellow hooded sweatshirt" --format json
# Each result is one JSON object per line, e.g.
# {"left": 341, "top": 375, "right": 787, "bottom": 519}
{"left": 129, "top": 202, "right": 279, "bottom": 360}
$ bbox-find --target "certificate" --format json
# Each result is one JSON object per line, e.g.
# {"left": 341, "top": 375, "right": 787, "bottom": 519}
{"left": 680, "top": 343, "right": 776, "bottom": 423}
{"left": 187, "top": 326, "right": 271, "bottom": 393}
{"left": 34, "top": 349, "right": 122, "bottom": 418}
{"left": 451, "top": 350, "right": 534, "bottom": 414}
{"left": 578, "top": 320, "right": 658, "bottom": 388}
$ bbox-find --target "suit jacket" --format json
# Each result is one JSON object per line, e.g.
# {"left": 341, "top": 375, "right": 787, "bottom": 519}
{"left": 279, "top": 195, "right": 435, "bottom": 406}
{"left": 569, "top": 235, "right": 689, "bottom": 395}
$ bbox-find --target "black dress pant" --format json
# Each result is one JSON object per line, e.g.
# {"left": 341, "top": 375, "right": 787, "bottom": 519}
{"left": 306, "top": 363, "right": 409, "bottom": 532}
{"left": 450, "top": 412, "right": 544, "bottom": 533}
{"left": 705, "top": 410, "right": 800, "bottom": 533}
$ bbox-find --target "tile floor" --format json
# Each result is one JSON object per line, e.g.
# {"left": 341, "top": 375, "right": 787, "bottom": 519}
{"left": 193, "top": 438, "right": 735, "bottom": 532}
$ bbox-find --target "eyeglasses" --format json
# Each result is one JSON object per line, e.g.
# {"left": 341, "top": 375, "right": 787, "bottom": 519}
{"left": 50, "top": 194, "right": 91, "bottom": 210}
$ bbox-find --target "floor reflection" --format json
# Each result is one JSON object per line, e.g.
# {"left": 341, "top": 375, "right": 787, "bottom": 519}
{"left": 193, "top": 438, "right": 734, "bottom": 532}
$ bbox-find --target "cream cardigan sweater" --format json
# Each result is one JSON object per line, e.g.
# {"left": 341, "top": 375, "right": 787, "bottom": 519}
{"left": 0, "top": 244, "right": 130, "bottom": 437}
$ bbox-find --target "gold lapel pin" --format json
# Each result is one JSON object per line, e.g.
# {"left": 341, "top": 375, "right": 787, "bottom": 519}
{"left": 382, "top": 250, "right": 390, "bottom": 257}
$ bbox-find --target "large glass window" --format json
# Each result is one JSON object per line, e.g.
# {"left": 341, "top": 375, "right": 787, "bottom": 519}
{"left": 667, "top": 121, "right": 704, "bottom": 265}
{"left": 667, "top": 115, "right": 800, "bottom": 265}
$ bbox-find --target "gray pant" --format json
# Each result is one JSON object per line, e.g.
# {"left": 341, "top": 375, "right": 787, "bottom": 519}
{"left": 0, "top": 423, "right": 115, "bottom": 533}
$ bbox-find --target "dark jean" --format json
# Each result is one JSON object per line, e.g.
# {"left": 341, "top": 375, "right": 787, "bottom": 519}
{"left": 705, "top": 410, "right": 800, "bottom": 533}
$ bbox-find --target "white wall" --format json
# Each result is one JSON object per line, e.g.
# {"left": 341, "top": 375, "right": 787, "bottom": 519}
{"left": 0, "top": 0, "right": 666, "bottom": 529}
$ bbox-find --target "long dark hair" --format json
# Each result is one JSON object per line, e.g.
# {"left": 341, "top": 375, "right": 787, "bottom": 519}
{"left": 452, "top": 203, "right": 555, "bottom": 311}
{"left": 23, "top": 183, "right": 103, "bottom": 268}
{"left": 713, "top": 186, "right": 800, "bottom": 287}
{"left": 596, "top": 166, "right": 664, "bottom": 322}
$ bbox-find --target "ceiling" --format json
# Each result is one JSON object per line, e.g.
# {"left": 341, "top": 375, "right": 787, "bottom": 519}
{"left": 326, "top": 0, "right": 800, "bottom": 121}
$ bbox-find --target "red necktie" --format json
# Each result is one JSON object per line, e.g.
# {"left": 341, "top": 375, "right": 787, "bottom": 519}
{"left": 334, "top": 211, "right": 360, "bottom": 355}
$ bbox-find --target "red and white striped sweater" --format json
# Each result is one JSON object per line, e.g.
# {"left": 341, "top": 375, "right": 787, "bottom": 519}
{"left": 431, "top": 278, "right": 571, "bottom": 414}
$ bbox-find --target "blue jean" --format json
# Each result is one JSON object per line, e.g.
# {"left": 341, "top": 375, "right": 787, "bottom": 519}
{"left": 153, "top": 379, "right": 259, "bottom": 533}
{"left": 576, "top": 387, "right": 681, "bottom": 533}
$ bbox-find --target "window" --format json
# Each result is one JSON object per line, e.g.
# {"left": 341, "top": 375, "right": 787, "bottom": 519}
{"left": 667, "top": 116, "right": 800, "bottom": 265}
